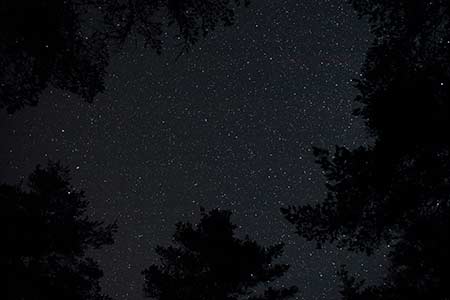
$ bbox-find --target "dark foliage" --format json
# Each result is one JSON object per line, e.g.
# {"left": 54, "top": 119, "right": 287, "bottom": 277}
{"left": 282, "top": 0, "right": 450, "bottom": 299}
{"left": 337, "top": 211, "right": 450, "bottom": 300}
{"left": 0, "top": 1, "right": 109, "bottom": 113}
{"left": 0, "top": 0, "right": 249, "bottom": 113}
{"left": 282, "top": 144, "right": 450, "bottom": 255}
{"left": 142, "top": 208, "right": 298, "bottom": 300}
{"left": 349, "top": 0, "right": 450, "bottom": 142}
{"left": 2, "top": 162, "right": 117, "bottom": 300}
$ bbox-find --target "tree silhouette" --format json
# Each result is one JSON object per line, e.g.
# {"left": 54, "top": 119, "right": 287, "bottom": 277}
{"left": 2, "top": 161, "right": 117, "bottom": 300}
{"left": 336, "top": 211, "right": 450, "bottom": 300}
{"left": 0, "top": 1, "right": 109, "bottom": 113}
{"left": 349, "top": 0, "right": 450, "bottom": 143}
{"left": 282, "top": 0, "right": 450, "bottom": 299}
{"left": 142, "top": 208, "right": 298, "bottom": 300}
{"left": 282, "top": 144, "right": 450, "bottom": 255}
{"left": 0, "top": 0, "right": 249, "bottom": 113}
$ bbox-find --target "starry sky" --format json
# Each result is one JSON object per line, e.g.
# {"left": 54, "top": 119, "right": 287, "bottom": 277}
{"left": 1, "top": 1, "right": 386, "bottom": 299}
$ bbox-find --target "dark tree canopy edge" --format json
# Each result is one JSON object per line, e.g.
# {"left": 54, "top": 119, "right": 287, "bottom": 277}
{"left": 282, "top": 1, "right": 450, "bottom": 299}
{"left": 2, "top": 161, "right": 117, "bottom": 300}
{"left": 0, "top": 0, "right": 249, "bottom": 113}
{"left": 143, "top": 208, "right": 298, "bottom": 300}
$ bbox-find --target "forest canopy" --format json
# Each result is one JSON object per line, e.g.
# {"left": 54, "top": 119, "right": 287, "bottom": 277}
{"left": 2, "top": 162, "right": 117, "bottom": 300}
{"left": 0, "top": 0, "right": 249, "bottom": 112}
{"left": 282, "top": 0, "right": 450, "bottom": 299}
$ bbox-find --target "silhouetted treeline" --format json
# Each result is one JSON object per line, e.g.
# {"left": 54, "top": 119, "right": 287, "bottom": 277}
{"left": 282, "top": 0, "right": 450, "bottom": 299}
{"left": 6, "top": 0, "right": 450, "bottom": 299}
{"left": 142, "top": 208, "right": 298, "bottom": 300}
{"left": 3, "top": 164, "right": 297, "bottom": 300}
{"left": 2, "top": 162, "right": 117, "bottom": 300}
{"left": 0, "top": 0, "right": 249, "bottom": 113}
{"left": 350, "top": 0, "right": 450, "bottom": 144}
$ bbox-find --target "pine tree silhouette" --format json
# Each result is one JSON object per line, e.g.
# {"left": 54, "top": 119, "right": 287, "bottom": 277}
{"left": 282, "top": 1, "right": 450, "bottom": 299}
{"left": 143, "top": 208, "right": 298, "bottom": 300}
{"left": 0, "top": 0, "right": 249, "bottom": 113}
{"left": 3, "top": 162, "right": 117, "bottom": 300}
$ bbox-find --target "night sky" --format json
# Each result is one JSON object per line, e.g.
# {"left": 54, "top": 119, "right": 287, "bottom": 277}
{"left": 1, "top": 1, "right": 386, "bottom": 299}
